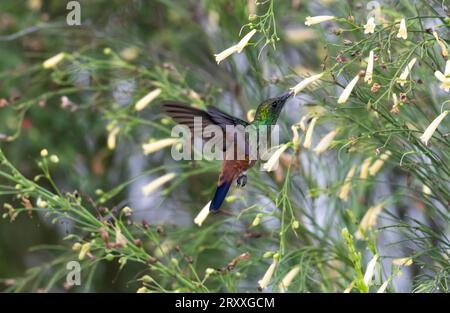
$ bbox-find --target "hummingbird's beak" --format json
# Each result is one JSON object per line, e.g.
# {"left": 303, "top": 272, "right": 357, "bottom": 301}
{"left": 278, "top": 91, "right": 294, "bottom": 103}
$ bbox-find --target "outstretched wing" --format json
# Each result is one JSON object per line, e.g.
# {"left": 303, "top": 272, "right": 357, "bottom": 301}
{"left": 161, "top": 101, "right": 248, "bottom": 137}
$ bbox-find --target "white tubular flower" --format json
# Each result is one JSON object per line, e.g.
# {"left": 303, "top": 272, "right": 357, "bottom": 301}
{"left": 419, "top": 111, "right": 448, "bottom": 145}
{"left": 344, "top": 281, "right": 354, "bottom": 293}
{"left": 369, "top": 151, "right": 391, "bottom": 176}
{"left": 291, "top": 125, "right": 300, "bottom": 147}
{"left": 247, "top": 109, "right": 256, "bottom": 122}
{"left": 115, "top": 225, "right": 128, "bottom": 247}
{"left": 305, "top": 16, "right": 335, "bottom": 26}
{"left": 396, "top": 18, "right": 408, "bottom": 40}
{"left": 278, "top": 266, "right": 300, "bottom": 292}
{"left": 392, "top": 257, "right": 413, "bottom": 267}
{"left": 214, "top": 29, "right": 257, "bottom": 64}
{"left": 235, "top": 29, "right": 257, "bottom": 53}
{"left": 142, "top": 138, "right": 179, "bottom": 155}
{"left": 258, "top": 258, "right": 278, "bottom": 290}
{"left": 422, "top": 184, "right": 431, "bottom": 196}
{"left": 338, "top": 165, "right": 357, "bottom": 201}
{"left": 355, "top": 203, "right": 384, "bottom": 239}
{"left": 434, "top": 60, "right": 450, "bottom": 92}
{"left": 338, "top": 74, "right": 360, "bottom": 104}
{"left": 360, "top": 157, "right": 373, "bottom": 180}
{"left": 363, "top": 254, "right": 378, "bottom": 287}
{"left": 391, "top": 93, "right": 399, "bottom": 114}
{"left": 36, "top": 197, "right": 47, "bottom": 208}
{"left": 433, "top": 31, "right": 448, "bottom": 57}
{"left": 214, "top": 46, "right": 239, "bottom": 64}
{"left": 290, "top": 73, "right": 324, "bottom": 95}
{"left": 299, "top": 115, "right": 309, "bottom": 132}
{"left": 364, "top": 51, "right": 374, "bottom": 84}
{"left": 363, "top": 17, "right": 376, "bottom": 34}
{"left": 142, "top": 172, "right": 176, "bottom": 196}
{"left": 262, "top": 144, "right": 289, "bottom": 172}
{"left": 135, "top": 88, "right": 162, "bottom": 111}
{"left": 313, "top": 130, "right": 338, "bottom": 155}
{"left": 303, "top": 116, "right": 319, "bottom": 149}
{"left": 397, "top": 58, "right": 417, "bottom": 86}
{"left": 42, "top": 52, "right": 65, "bottom": 69}
{"left": 107, "top": 127, "right": 120, "bottom": 150}
{"left": 78, "top": 243, "right": 91, "bottom": 261}
{"left": 136, "top": 287, "right": 150, "bottom": 293}
{"left": 377, "top": 280, "right": 389, "bottom": 293}
{"left": 194, "top": 201, "right": 212, "bottom": 227}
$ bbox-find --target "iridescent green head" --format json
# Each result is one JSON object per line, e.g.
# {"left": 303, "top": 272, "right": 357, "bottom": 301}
{"left": 253, "top": 92, "right": 293, "bottom": 124}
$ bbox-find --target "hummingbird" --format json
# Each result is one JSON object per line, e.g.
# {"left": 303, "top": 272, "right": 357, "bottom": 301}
{"left": 162, "top": 91, "right": 292, "bottom": 211}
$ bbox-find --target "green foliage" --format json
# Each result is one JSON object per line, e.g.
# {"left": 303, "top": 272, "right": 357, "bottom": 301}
{"left": 0, "top": 0, "right": 449, "bottom": 293}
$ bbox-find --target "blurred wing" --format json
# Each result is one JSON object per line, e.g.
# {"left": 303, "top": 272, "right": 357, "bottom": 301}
{"left": 161, "top": 101, "right": 249, "bottom": 151}
{"left": 161, "top": 101, "right": 214, "bottom": 138}
{"left": 207, "top": 106, "right": 249, "bottom": 128}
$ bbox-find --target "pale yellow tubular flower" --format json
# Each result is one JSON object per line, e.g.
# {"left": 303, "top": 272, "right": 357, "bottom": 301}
{"left": 391, "top": 93, "right": 399, "bottom": 114}
{"left": 278, "top": 266, "right": 300, "bottom": 292}
{"left": 291, "top": 125, "right": 300, "bottom": 147}
{"left": 235, "top": 29, "right": 257, "bottom": 52}
{"left": 377, "top": 280, "right": 389, "bottom": 293}
{"left": 422, "top": 184, "right": 431, "bottom": 196}
{"left": 434, "top": 60, "right": 450, "bottom": 92}
{"left": 115, "top": 227, "right": 128, "bottom": 247}
{"left": 135, "top": 88, "right": 162, "bottom": 111}
{"left": 247, "top": 109, "right": 256, "bottom": 122}
{"left": 343, "top": 281, "right": 354, "bottom": 293}
{"left": 214, "top": 46, "right": 239, "bottom": 64}
{"left": 305, "top": 16, "right": 335, "bottom": 26}
{"left": 194, "top": 201, "right": 212, "bottom": 227}
{"left": 364, "top": 50, "right": 374, "bottom": 84}
{"left": 290, "top": 73, "right": 324, "bottom": 95}
{"left": 363, "top": 17, "right": 376, "bottom": 34}
{"left": 392, "top": 257, "right": 413, "bottom": 267}
{"left": 355, "top": 202, "right": 384, "bottom": 239}
{"left": 258, "top": 258, "right": 278, "bottom": 290}
{"left": 433, "top": 31, "right": 448, "bottom": 57}
{"left": 214, "top": 29, "right": 257, "bottom": 64}
{"left": 397, "top": 58, "right": 417, "bottom": 86}
{"left": 40, "top": 149, "right": 48, "bottom": 157}
{"left": 142, "top": 138, "right": 179, "bottom": 155}
{"left": 78, "top": 243, "right": 91, "bottom": 261}
{"left": 313, "top": 130, "right": 338, "bottom": 155}
{"left": 363, "top": 254, "right": 378, "bottom": 286}
{"left": 338, "top": 165, "right": 357, "bottom": 201}
{"left": 419, "top": 111, "right": 449, "bottom": 145}
{"left": 360, "top": 157, "right": 373, "bottom": 180}
{"left": 303, "top": 116, "right": 319, "bottom": 149}
{"left": 36, "top": 197, "right": 47, "bottom": 208}
{"left": 368, "top": 151, "right": 391, "bottom": 176}
{"left": 142, "top": 172, "right": 176, "bottom": 196}
{"left": 42, "top": 52, "right": 65, "bottom": 69}
{"left": 337, "top": 74, "right": 360, "bottom": 104}
{"left": 299, "top": 115, "right": 308, "bottom": 132}
{"left": 262, "top": 144, "right": 289, "bottom": 172}
{"left": 137, "top": 286, "right": 150, "bottom": 293}
{"left": 396, "top": 18, "right": 408, "bottom": 40}
{"left": 107, "top": 127, "right": 120, "bottom": 150}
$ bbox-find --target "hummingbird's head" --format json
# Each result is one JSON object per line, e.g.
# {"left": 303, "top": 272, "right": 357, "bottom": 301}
{"left": 254, "top": 91, "right": 293, "bottom": 124}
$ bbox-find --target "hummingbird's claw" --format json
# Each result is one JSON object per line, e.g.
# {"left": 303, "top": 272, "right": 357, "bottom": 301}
{"left": 236, "top": 174, "right": 247, "bottom": 188}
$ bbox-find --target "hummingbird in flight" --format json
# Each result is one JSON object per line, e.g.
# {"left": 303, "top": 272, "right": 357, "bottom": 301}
{"left": 162, "top": 91, "right": 292, "bottom": 212}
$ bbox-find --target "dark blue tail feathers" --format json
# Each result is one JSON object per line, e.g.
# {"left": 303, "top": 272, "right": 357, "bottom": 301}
{"left": 209, "top": 181, "right": 232, "bottom": 211}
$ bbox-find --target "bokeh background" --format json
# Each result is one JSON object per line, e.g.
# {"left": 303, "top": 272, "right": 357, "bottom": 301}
{"left": 0, "top": 0, "right": 449, "bottom": 292}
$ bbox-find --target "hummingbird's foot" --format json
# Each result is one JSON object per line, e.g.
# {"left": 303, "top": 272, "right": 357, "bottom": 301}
{"left": 236, "top": 174, "right": 247, "bottom": 188}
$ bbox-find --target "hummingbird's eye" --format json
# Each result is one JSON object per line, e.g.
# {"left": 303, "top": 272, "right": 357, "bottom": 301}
{"left": 271, "top": 101, "right": 278, "bottom": 108}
